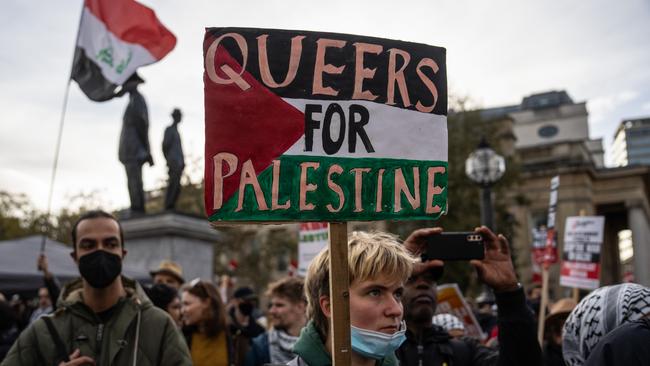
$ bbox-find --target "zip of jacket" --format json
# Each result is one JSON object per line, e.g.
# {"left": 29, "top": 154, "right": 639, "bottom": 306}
{"left": 96, "top": 323, "right": 104, "bottom": 366}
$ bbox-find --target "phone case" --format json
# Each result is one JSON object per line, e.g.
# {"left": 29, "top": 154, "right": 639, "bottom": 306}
{"left": 423, "top": 232, "right": 485, "bottom": 261}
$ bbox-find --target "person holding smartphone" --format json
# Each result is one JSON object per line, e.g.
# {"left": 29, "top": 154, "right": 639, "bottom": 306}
{"left": 396, "top": 226, "right": 542, "bottom": 366}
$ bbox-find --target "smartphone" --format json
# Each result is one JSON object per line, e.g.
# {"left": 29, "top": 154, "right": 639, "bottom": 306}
{"left": 423, "top": 232, "right": 485, "bottom": 261}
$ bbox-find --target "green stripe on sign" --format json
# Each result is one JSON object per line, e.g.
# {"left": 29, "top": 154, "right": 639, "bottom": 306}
{"left": 209, "top": 155, "right": 447, "bottom": 222}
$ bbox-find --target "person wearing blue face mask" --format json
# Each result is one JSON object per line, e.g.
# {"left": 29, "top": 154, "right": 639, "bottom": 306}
{"left": 2, "top": 210, "right": 191, "bottom": 366}
{"left": 289, "top": 231, "right": 413, "bottom": 366}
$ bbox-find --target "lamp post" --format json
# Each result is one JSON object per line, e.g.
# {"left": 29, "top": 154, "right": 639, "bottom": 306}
{"left": 465, "top": 137, "right": 506, "bottom": 230}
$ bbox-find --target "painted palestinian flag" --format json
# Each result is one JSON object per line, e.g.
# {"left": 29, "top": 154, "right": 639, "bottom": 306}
{"left": 71, "top": 0, "right": 176, "bottom": 101}
{"left": 204, "top": 28, "right": 447, "bottom": 222}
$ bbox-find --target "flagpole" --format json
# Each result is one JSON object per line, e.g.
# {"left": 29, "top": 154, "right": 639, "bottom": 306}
{"left": 40, "top": 1, "right": 86, "bottom": 253}
{"left": 40, "top": 80, "right": 73, "bottom": 252}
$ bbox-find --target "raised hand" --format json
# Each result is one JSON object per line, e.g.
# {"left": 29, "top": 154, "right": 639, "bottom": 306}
{"left": 470, "top": 226, "right": 519, "bottom": 293}
{"left": 403, "top": 227, "right": 444, "bottom": 277}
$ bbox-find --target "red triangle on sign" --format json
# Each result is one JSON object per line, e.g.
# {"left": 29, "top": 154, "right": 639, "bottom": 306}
{"left": 204, "top": 43, "right": 305, "bottom": 217}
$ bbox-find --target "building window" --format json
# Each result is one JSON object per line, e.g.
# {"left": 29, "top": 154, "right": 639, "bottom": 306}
{"left": 618, "top": 229, "right": 633, "bottom": 263}
{"left": 538, "top": 125, "right": 559, "bottom": 138}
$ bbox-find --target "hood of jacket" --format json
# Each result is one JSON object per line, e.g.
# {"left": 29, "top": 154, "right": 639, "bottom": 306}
{"left": 404, "top": 324, "right": 452, "bottom": 345}
{"left": 56, "top": 276, "right": 153, "bottom": 322}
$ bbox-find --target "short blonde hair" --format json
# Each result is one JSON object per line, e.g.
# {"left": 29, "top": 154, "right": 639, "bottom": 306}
{"left": 304, "top": 231, "right": 415, "bottom": 338}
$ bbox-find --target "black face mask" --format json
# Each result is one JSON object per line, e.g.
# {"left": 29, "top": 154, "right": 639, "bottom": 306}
{"left": 238, "top": 302, "right": 254, "bottom": 316}
{"left": 78, "top": 250, "right": 122, "bottom": 289}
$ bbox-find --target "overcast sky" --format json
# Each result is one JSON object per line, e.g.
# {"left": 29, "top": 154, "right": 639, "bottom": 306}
{"left": 1, "top": 0, "right": 649, "bottom": 213}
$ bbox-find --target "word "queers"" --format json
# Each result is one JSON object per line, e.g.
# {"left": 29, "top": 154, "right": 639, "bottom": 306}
{"left": 204, "top": 31, "right": 443, "bottom": 113}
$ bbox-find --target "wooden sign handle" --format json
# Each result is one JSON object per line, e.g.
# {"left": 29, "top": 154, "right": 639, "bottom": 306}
{"left": 328, "top": 222, "right": 350, "bottom": 366}
{"left": 537, "top": 267, "right": 550, "bottom": 345}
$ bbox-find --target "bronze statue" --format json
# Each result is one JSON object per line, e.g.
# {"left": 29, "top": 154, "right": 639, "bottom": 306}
{"left": 163, "top": 108, "right": 185, "bottom": 210}
{"left": 118, "top": 73, "right": 153, "bottom": 214}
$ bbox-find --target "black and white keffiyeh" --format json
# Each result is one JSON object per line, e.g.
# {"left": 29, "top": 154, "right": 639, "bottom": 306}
{"left": 432, "top": 313, "right": 465, "bottom": 331}
{"left": 268, "top": 328, "right": 300, "bottom": 364}
{"left": 562, "top": 283, "right": 650, "bottom": 366}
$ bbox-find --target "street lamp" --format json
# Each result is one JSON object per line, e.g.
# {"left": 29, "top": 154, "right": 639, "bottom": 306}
{"left": 465, "top": 137, "right": 506, "bottom": 230}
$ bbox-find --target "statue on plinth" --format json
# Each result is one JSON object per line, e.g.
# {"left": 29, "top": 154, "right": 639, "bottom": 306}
{"left": 118, "top": 73, "right": 153, "bottom": 214}
{"left": 162, "top": 108, "right": 185, "bottom": 210}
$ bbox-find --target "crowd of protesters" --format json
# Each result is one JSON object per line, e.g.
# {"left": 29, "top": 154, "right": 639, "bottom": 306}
{"left": 0, "top": 209, "right": 649, "bottom": 365}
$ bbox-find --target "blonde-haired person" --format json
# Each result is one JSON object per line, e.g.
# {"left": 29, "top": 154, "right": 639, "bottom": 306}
{"left": 290, "top": 231, "right": 414, "bottom": 366}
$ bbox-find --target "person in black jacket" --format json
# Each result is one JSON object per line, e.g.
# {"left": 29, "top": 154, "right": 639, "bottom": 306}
{"left": 562, "top": 283, "right": 650, "bottom": 366}
{"left": 396, "top": 226, "right": 542, "bottom": 366}
{"left": 583, "top": 317, "right": 650, "bottom": 366}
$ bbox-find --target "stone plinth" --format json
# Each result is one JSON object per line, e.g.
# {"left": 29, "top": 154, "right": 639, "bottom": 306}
{"left": 120, "top": 212, "right": 222, "bottom": 282}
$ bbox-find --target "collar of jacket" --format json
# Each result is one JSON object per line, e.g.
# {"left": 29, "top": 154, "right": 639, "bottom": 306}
{"left": 404, "top": 324, "right": 452, "bottom": 344}
{"left": 57, "top": 276, "right": 151, "bottom": 308}
{"left": 293, "top": 321, "right": 399, "bottom": 366}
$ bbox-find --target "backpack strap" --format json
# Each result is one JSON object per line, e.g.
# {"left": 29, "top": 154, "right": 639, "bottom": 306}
{"left": 42, "top": 316, "right": 70, "bottom": 363}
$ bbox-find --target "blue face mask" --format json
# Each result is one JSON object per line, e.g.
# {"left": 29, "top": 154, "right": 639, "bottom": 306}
{"left": 351, "top": 321, "right": 407, "bottom": 360}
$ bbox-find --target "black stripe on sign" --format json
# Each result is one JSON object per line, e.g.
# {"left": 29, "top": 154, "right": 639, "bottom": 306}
{"left": 205, "top": 27, "right": 447, "bottom": 116}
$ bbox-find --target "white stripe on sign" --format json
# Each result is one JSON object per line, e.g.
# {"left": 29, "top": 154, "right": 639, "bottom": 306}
{"left": 282, "top": 98, "right": 448, "bottom": 161}
{"left": 77, "top": 8, "right": 157, "bottom": 85}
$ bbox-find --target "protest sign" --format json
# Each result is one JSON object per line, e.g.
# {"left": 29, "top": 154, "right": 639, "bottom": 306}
{"left": 298, "top": 222, "right": 329, "bottom": 277}
{"left": 436, "top": 284, "right": 485, "bottom": 340}
{"left": 203, "top": 28, "right": 448, "bottom": 366}
{"left": 560, "top": 216, "right": 604, "bottom": 290}
{"left": 203, "top": 28, "right": 448, "bottom": 222}
{"left": 530, "top": 227, "right": 546, "bottom": 283}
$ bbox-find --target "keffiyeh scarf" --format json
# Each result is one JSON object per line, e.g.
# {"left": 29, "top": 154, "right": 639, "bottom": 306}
{"left": 269, "top": 328, "right": 300, "bottom": 364}
{"left": 432, "top": 313, "right": 465, "bottom": 331}
{"left": 562, "top": 283, "right": 650, "bottom": 366}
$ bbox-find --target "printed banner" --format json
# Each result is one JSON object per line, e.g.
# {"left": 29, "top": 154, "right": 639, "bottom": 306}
{"left": 560, "top": 216, "right": 604, "bottom": 290}
{"left": 531, "top": 227, "right": 546, "bottom": 283}
{"left": 436, "top": 284, "right": 485, "bottom": 340}
{"left": 297, "top": 222, "right": 329, "bottom": 277}
{"left": 203, "top": 28, "right": 448, "bottom": 222}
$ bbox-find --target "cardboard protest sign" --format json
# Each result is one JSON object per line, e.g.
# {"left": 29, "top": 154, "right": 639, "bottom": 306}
{"left": 560, "top": 216, "right": 604, "bottom": 290}
{"left": 531, "top": 227, "right": 546, "bottom": 283}
{"left": 203, "top": 28, "right": 448, "bottom": 222}
{"left": 298, "top": 222, "right": 329, "bottom": 277}
{"left": 435, "top": 284, "right": 485, "bottom": 340}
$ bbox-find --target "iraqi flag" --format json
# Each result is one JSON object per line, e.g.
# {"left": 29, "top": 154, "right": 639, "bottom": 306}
{"left": 71, "top": 0, "right": 176, "bottom": 101}
{"left": 204, "top": 28, "right": 448, "bottom": 222}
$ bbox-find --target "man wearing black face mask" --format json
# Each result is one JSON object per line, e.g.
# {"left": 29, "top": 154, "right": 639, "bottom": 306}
{"left": 396, "top": 227, "right": 542, "bottom": 366}
{"left": 2, "top": 210, "right": 191, "bottom": 366}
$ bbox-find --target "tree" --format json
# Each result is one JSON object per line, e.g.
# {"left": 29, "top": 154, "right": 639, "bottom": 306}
{"left": 0, "top": 191, "right": 41, "bottom": 240}
{"left": 0, "top": 190, "right": 112, "bottom": 245}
